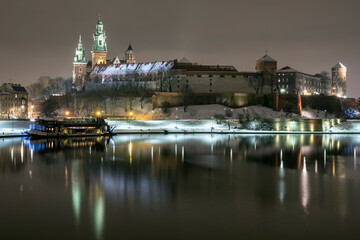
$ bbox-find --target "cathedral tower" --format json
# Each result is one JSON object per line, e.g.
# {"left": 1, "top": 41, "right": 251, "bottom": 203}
{"left": 331, "top": 62, "right": 347, "bottom": 97}
{"left": 124, "top": 44, "right": 136, "bottom": 64}
{"left": 73, "top": 34, "right": 87, "bottom": 87}
{"left": 91, "top": 15, "right": 107, "bottom": 68}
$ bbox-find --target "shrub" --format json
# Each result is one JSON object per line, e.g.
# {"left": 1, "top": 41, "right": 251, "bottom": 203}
{"left": 213, "top": 114, "right": 225, "bottom": 124}
{"left": 161, "top": 102, "right": 171, "bottom": 115}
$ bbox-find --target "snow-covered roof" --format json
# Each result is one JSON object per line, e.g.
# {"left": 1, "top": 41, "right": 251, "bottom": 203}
{"left": 179, "top": 57, "right": 191, "bottom": 64}
{"left": 277, "top": 66, "right": 300, "bottom": 73}
{"left": 332, "top": 62, "right": 346, "bottom": 69}
{"left": 257, "top": 54, "right": 277, "bottom": 62}
{"left": 92, "top": 60, "right": 175, "bottom": 75}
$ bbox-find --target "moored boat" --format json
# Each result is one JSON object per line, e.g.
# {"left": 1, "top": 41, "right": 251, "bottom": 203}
{"left": 28, "top": 117, "right": 112, "bottom": 138}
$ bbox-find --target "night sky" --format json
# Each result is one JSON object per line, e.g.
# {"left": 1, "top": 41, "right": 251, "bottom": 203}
{"left": 1, "top": 0, "right": 359, "bottom": 97}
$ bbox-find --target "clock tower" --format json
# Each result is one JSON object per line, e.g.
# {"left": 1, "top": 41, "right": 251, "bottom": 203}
{"left": 91, "top": 15, "right": 108, "bottom": 68}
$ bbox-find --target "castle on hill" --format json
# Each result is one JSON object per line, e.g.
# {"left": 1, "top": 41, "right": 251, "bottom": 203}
{"left": 73, "top": 16, "right": 347, "bottom": 97}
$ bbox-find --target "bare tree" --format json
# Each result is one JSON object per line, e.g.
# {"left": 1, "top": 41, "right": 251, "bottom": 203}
{"left": 248, "top": 75, "right": 263, "bottom": 94}
{"left": 180, "top": 85, "right": 193, "bottom": 112}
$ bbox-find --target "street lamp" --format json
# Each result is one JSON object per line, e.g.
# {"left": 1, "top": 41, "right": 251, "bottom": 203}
{"left": 65, "top": 111, "right": 70, "bottom": 117}
{"left": 96, "top": 111, "right": 101, "bottom": 117}
{"left": 175, "top": 108, "right": 178, "bottom": 128}
{"left": 128, "top": 112, "right": 133, "bottom": 129}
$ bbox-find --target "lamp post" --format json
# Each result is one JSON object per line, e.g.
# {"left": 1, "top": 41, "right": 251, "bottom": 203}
{"left": 175, "top": 108, "right": 178, "bottom": 128}
{"left": 211, "top": 116, "right": 214, "bottom": 132}
{"left": 128, "top": 112, "right": 133, "bottom": 129}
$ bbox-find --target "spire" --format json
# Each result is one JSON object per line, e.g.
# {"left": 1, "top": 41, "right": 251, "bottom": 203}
{"left": 74, "top": 34, "right": 86, "bottom": 63}
{"left": 97, "top": 13, "right": 102, "bottom": 24}
{"left": 125, "top": 43, "right": 135, "bottom": 64}
{"left": 92, "top": 15, "right": 107, "bottom": 51}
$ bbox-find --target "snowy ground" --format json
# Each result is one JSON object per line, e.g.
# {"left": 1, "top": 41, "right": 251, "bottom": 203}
{"left": 328, "top": 120, "right": 360, "bottom": 132}
{"left": 103, "top": 101, "right": 336, "bottom": 120}
{"left": 59, "top": 97, "right": 335, "bottom": 120}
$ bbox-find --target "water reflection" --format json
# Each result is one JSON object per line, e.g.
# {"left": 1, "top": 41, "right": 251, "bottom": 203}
{"left": 1, "top": 134, "right": 360, "bottom": 239}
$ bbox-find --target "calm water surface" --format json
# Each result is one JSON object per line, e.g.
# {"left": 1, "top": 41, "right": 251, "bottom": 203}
{"left": 1, "top": 134, "right": 360, "bottom": 239}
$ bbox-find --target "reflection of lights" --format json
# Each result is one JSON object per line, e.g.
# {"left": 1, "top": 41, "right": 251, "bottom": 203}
{"left": 301, "top": 156, "right": 309, "bottom": 214}
{"left": 280, "top": 149, "right": 283, "bottom": 169}
{"left": 72, "top": 161, "right": 81, "bottom": 226}
{"left": 354, "top": 148, "right": 357, "bottom": 170}
{"left": 21, "top": 142, "right": 24, "bottom": 163}
{"left": 151, "top": 146, "right": 153, "bottom": 162}
{"left": 182, "top": 146, "right": 184, "bottom": 162}
{"left": 94, "top": 192, "right": 105, "bottom": 240}
{"left": 324, "top": 148, "right": 327, "bottom": 167}
{"left": 128, "top": 142, "right": 133, "bottom": 165}
{"left": 175, "top": 144, "right": 177, "bottom": 160}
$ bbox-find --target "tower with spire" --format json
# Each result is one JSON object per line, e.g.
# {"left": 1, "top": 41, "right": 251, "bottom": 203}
{"left": 73, "top": 34, "right": 87, "bottom": 87}
{"left": 91, "top": 15, "right": 108, "bottom": 68}
{"left": 124, "top": 44, "right": 136, "bottom": 64}
{"left": 331, "top": 62, "right": 347, "bottom": 97}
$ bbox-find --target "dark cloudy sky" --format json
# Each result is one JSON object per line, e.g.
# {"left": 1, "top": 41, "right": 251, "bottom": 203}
{"left": 1, "top": 0, "right": 359, "bottom": 97}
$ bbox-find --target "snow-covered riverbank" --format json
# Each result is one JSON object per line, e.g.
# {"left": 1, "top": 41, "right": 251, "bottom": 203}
{"left": 1, "top": 118, "right": 360, "bottom": 138}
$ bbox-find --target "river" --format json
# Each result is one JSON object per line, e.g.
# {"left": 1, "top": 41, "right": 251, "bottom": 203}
{"left": 0, "top": 134, "right": 360, "bottom": 239}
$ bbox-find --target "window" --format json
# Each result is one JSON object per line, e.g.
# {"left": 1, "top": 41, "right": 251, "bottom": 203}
{"left": 220, "top": 75, "right": 224, "bottom": 78}
{"left": 99, "top": 40, "right": 102, "bottom": 45}
{"left": 197, "top": 75, "right": 202, "bottom": 77}
{"left": 232, "top": 75, "right": 236, "bottom": 78}
{"left": 79, "top": 67, "right": 82, "bottom": 72}
{"left": 210, "top": 82, "right": 212, "bottom": 86}
{"left": 210, "top": 89, "right": 212, "bottom": 92}
{"left": 209, "top": 75, "right": 213, "bottom": 77}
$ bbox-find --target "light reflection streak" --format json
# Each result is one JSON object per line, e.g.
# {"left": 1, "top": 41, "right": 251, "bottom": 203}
{"left": 151, "top": 146, "right": 153, "bottom": 162}
{"left": 354, "top": 148, "right": 357, "bottom": 170}
{"left": 21, "top": 142, "right": 24, "bottom": 163}
{"left": 182, "top": 146, "right": 184, "bottom": 162}
{"left": 175, "top": 144, "right": 177, "bottom": 160}
{"left": 93, "top": 186, "right": 105, "bottom": 240}
{"left": 71, "top": 161, "right": 81, "bottom": 226}
{"left": 301, "top": 157, "right": 309, "bottom": 214}
{"left": 128, "top": 142, "right": 133, "bottom": 165}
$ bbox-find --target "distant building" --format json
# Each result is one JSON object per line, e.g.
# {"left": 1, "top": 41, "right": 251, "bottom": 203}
{"left": 124, "top": 44, "right": 136, "bottom": 64}
{"left": 171, "top": 58, "right": 253, "bottom": 94}
{"left": 90, "top": 60, "right": 175, "bottom": 90}
{"left": 0, "top": 83, "right": 28, "bottom": 119}
{"left": 276, "top": 66, "right": 326, "bottom": 95}
{"left": 331, "top": 62, "right": 347, "bottom": 97}
{"left": 255, "top": 54, "right": 277, "bottom": 94}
